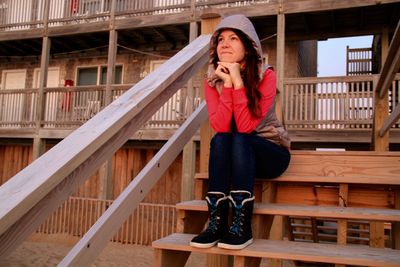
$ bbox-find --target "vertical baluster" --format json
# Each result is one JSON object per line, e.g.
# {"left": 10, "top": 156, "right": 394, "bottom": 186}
{"left": 310, "top": 83, "right": 317, "bottom": 128}
{"left": 294, "top": 85, "right": 299, "bottom": 128}
{"left": 304, "top": 83, "right": 308, "bottom": 128}
{"left": 330, "top": 82, "right": 334, "bottom": 129}
{"left": 362, "top": 80, "right": 366, "bottom": 128}
{"left": 299, "top": 84, "right": 303, "bottom": 129}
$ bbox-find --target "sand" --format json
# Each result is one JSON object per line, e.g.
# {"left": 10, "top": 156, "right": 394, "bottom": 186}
{"left": 0, "top": 234, "right": 206, "bottom": 267}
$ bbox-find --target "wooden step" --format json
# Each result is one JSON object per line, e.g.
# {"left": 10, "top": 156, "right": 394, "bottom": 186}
{"left": 177, "top": 200, "right": 400, "bottom": 222}
{"left": 195, "top": 172, "right": 400, "bottom": 185}
{"left": 152, "top": 233, "right": 400, "bottom": 267}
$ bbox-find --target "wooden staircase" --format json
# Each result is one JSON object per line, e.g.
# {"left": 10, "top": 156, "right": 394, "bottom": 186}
{"left": 152, "top": 151, "right": 400, "bottom": 266}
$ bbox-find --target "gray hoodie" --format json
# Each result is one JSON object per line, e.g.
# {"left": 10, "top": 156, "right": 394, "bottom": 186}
{"left": 207, "top": 14, "right": 291, "bottom": 149}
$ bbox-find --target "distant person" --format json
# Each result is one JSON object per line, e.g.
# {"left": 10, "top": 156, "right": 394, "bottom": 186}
{"left": 190, "top": 14, "right": 291, "bottom": 250}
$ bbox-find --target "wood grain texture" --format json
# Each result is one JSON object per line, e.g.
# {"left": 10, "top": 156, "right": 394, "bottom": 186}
{"left": 153, "top": 233, "right": 400, "bottom": 266}
{"left": 0, "top": 35, "right": 210, "bottom": 260}
{"left": 177, "top": 200, "right": 400, "bottom": 222}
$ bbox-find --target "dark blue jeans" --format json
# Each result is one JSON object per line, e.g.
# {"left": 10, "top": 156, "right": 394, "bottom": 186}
{"left": 208, "top": 132, "right": 291, "bottom": 195}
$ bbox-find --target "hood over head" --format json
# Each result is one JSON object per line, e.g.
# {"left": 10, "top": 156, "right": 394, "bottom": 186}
{"left": 207, "top": 14, "right": 264, "bottom": 88}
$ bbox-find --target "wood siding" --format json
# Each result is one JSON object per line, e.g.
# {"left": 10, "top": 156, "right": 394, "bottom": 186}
{"left": 0, "top": 142, "right": 191, "bottom": 204}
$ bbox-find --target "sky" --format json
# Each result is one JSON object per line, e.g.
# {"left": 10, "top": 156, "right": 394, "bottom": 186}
{"left": 317, "top": 35, "right": 373, "bottom": 77}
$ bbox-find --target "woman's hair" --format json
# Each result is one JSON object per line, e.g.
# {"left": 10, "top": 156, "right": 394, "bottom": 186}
{"left": 211, "top": 28, "right": 262, "bottom": 118}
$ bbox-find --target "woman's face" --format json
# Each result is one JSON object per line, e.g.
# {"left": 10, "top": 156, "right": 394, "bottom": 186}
{"left": 216, "top": 29, "right": 246, "bottom": 64}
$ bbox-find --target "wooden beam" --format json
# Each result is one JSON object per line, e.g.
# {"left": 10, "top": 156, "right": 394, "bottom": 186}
{"left": 372, "top": 28, "right": 390, "bottom": 151}
{"left": 59, "top": 102, "right": 208, "bottom": 266}
{"left": 181, "top": 8, "right": 199, "bottom": 202}
{"left": 380, "top": 104, "right": 400, "bottom": 137}
{"left": 336, "top": 184, "right": 349, "bottom": 267}
{"left": 0, "top": 35, "right": 210, "bottom": 256}
{"left": 376, "top": 20, "right": 400, "bottom": 98}
{"left": 276, "top": 11, "right": 285, "bottom": 122}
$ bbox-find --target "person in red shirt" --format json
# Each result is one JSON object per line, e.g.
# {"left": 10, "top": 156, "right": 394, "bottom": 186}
{"left": 190, "top": 14, "right": 291, "bottom": 250}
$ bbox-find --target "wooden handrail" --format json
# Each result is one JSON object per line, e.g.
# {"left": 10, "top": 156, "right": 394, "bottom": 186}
{"left": 59, "top": 101, "right": 207, "bottom": 266}
{"left": 0, "top": 34, "right": 210, "bottom": 258}
{"left": 380, "top": 104, "right": 400, "bottom": 136}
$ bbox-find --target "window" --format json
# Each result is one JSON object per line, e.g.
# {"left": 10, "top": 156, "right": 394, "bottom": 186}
{"left": 100, "top": 65, "right": 122, "bottom": 85}
{"left": 77, "top": 65, "right": 122, "bottom": 86}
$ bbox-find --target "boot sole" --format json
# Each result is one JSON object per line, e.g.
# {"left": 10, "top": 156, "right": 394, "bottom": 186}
{"left": 217, "top": 238, "right": 253, "bottom": 250}
{"left": 189, "top": 240, "right": 219, "bottom": 248}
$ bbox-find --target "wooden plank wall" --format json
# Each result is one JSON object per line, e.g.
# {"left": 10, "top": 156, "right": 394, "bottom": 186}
{"left": 0, "top": 142, "right": 193, "bottom": 205}
{"left": 0, "top": 144, "right": 33, "bottom": 185}
{"left": 0, "top": 142, "right": 192, "bottom": 245}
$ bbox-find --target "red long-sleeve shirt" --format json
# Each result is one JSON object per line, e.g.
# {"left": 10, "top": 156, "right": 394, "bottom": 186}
{"left": 205, "top": 68, "right": 276, "bottom": 133}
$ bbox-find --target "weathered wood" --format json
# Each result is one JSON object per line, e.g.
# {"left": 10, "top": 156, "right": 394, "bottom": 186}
{"left": 0, "top": 35, "right": 210, "bottom": 258}
{"left": 177, "top": 200, "right": 400, "bottom": 222}
{"left": 195, "top": 151, "right": 400, "bottom": 185}
{"left": 154, "top": 247, "right": 191, "bottom": 267}
{"left": 376, "top": 20, "right": 400, "bottom": 98}
{"left": 153, "top": 233, "right": 400, "bottom": 266}
{"left": 180, "top": 12, "right": 199, "bottom": 202}
{"left": 380, "top": 103, "right": 400, "bottom": 137}
{"left": 336, "top": 184, "right": 349, "bottom": 267}
{"left": 394, "top": 190, "right": 400, "bottom": 249}
{"left": 199, "top": 13, "right": 220, "bottom": 173}
{"left": 59, "top": 102, "right": 208, "bottom": 266}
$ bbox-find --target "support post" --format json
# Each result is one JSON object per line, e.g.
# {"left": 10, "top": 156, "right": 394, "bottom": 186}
{"left": 181, "top": 0, "right": 198, "bottom": 201}
{"left": 371, "top": 27, "right": 390, "bottom": 152}
{"left": 336, "top": 184, "right": 348, "bottom": 267}
{"left": 370, "top": 26, "right": 389, "bottom": 250}
{"left": 267, "top": 7, "right": 286, "bottom": 267}
{"left": 33, "top": 0, "right": 51, "bottom": 160}
{"left": 99, "top": 0, "right": 118, "bottom": 200}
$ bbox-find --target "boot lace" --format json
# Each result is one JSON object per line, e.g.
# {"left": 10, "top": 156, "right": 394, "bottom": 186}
{"left": 229, "top": 204, "right": 244, "bottom": 236}
{"left": 206, "top": 205, "right": 220, "bottom": 234}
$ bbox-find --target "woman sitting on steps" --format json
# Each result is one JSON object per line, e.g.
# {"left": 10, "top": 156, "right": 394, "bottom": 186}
{"left": 190, "top": 14, "right": 291, "bottom": 250}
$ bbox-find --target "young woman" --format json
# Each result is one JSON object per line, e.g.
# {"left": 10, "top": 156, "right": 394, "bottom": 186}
{"left": 190, "top": 14, "right": 291, "bottom": 250}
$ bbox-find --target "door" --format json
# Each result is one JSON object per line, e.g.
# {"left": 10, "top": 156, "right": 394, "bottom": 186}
{"left": 1, "top": 69, "right": 27, "bottom": 126}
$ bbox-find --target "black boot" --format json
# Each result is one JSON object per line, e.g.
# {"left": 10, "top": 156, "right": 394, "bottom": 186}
{"left": 218, "top": 190, "right": 254, "bottom": 250}
{"left": 190, "top": 192, "right": 229, "bottom": 248}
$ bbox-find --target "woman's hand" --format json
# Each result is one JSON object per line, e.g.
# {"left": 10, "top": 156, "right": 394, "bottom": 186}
{"left": 215, "top": 63, "right": 232, "bottom": 88}
{"left": 216, "top": 62, "right": 244, "bottom": 89}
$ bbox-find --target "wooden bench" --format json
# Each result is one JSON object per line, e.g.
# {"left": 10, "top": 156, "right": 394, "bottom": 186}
{"left": 194, "top": 151, "right": 400, "bottom": 201}
{"left": 153, "top": 233, "right": 400, "bottom": 267}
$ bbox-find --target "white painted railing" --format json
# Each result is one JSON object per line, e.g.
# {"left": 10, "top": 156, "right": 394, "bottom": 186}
{"left": 283, "top": 74, "right": 400, "bottom": 130}
{"left": 0, "top": 75, "right": 398, "bottom": 131}
{"left": 0, "top": 0, "right": 274, "bottom": 31}
{"left": 0, "top": 84, "right": 200, "bottom": 130}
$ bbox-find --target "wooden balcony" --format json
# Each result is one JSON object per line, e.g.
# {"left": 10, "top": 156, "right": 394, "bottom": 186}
{"left": 0, "top": 75, "right": 399, "bottom": 144}
{"left": 284, "top": 74, "right": 400, "bottom": 145}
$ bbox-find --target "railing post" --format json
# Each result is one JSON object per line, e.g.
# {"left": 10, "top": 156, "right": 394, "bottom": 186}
{"left": 199, "top": 10, "right": 219, "bottom": 174}
{"left": 180, "top": 0, "right": 198, "bottom": 202}
{"left": 33, "top": 0, "right": 51, "bottom": 159}
{"left": 267, "top": 3, "right": 285, "bottom": 267}
{"left": 370, "top": 26, "right": 390, "bottom": 251}
{"left": 276, "top": 2, "right": 285, "bottom": 123}
{"left": 99, "top": 0, "right": 118, "bottom": 200}
{"left": 371, "top": 26, "right": 390, "bottom": 152}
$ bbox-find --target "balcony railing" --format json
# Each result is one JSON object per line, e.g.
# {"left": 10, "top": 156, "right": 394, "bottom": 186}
{"left": 283, "top": 74, "right": 400, "bottom": 130}
{"left": 0, "top": 84, "right": 201, "bottom": 130}
{"left": 0, "top": 0, "right": 274, "bottom": 31}
{"left": 0, "top": 75, "right": 399, "bottom": 132}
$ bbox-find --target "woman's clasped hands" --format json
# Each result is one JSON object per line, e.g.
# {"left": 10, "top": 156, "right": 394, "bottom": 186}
{"left": 215, "top": 61, "right": 244, "bottom": 89}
